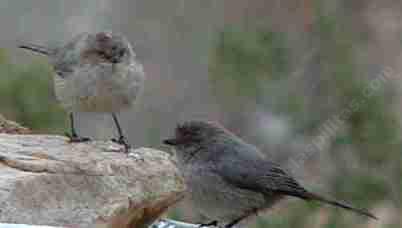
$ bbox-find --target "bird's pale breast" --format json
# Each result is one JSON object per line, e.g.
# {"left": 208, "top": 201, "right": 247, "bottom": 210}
{"left": 53, "top": 62, "right": 144, "bottom": 113}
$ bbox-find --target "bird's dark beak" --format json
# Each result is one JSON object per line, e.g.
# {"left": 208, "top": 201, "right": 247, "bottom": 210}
{"left": 163, "top": 138, "right": 179, "bottom": 146}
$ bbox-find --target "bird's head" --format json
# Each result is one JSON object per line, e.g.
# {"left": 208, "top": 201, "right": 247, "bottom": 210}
{"left": 86, "top": 31, "right": 133, "bottom": 64}
{"left": 163, "top": 120, "right": 229, "bottom": 149}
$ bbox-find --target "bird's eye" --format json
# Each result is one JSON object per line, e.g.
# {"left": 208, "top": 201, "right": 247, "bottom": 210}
{"left": 119, "top": 49, "right": 125, "bottom": 57}
{"left": 98, "top": 51, "right": 106, "bottom": 56}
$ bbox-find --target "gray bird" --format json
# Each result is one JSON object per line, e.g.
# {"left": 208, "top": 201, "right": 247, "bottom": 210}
{"left": 163, "top": 121, "right": 377, "bottom": 227}
{"left": 19, "top": 32, "right": 145, "bottom": 151}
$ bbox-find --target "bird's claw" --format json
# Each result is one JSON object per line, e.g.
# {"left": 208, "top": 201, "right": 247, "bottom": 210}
{"left": 111, "top": 136, "right": 131, "bottom": 153}
{"left": 65, "top": 132, "right": 91, "bottom": 143}
{"left": 198, "top": 221, "right": 218, "bottom": 227}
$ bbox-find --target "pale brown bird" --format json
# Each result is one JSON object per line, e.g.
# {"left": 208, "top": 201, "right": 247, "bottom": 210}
{"left": 19, "top": 32, "right": 145, "bottom": 152}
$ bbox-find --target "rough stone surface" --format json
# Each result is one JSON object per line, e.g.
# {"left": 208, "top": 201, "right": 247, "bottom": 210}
{"left": 0, "top": 133, "right": 186, "bottom": 228}
{"left": 0, "top": 115, "right": 31, "bottom": 134}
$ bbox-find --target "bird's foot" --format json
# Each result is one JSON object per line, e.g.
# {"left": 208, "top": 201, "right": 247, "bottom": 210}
{"left": 65, "top": 132, "right": 91, "bottom": 143}
{"left": 198, "top": 220, "right": 218, "bottom": 227}
{"left": 224, "top": 220, "right": 242, "bottom": 228}
{"left": 111, "top": 136, "right": 131, "bottom": 153}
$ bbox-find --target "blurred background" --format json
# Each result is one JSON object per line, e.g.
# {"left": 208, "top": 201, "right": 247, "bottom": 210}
{"left": 0, "top": 0, "right": 401, "bottom": 227}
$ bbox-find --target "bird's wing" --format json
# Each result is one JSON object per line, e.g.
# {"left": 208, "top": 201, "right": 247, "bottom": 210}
{"left": 52, "top": 49, "right": 79, "bottom": 78}
{"left": 52, "top": 33, "right": 90, "bottom": 78}
{"left": 52, "top": 59, "right": 76, "bottom": 78}
{"left": 215, "top": 143, "right": 308, "bottom": 197}
{"left": 215, "top": 144, "right": 377, "bottom": 219}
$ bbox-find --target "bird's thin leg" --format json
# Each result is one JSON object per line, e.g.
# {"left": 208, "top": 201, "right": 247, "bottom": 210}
{"left": 198, "top": 220, "right": 218, "bottom": 227}
{"left": 65, "top": 113, "right": 91, "bottom": 142}
{"left": 111, "top": 113, "right": 131, "bottom": 152}
{"left": 70, "top": 112, "right": 78, "bottom": 137}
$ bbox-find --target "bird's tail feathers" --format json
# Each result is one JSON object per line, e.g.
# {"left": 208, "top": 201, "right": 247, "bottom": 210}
{"left": 301, "top": 191, "right": 378, "bottom": 220}
{"left": 18, "top": 43, "right": 52, "bottom": 55}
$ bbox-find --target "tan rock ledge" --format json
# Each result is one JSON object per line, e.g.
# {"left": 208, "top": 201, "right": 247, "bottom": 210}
{"left": 0, "top": 133, "right": 186, "bottom": 228}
